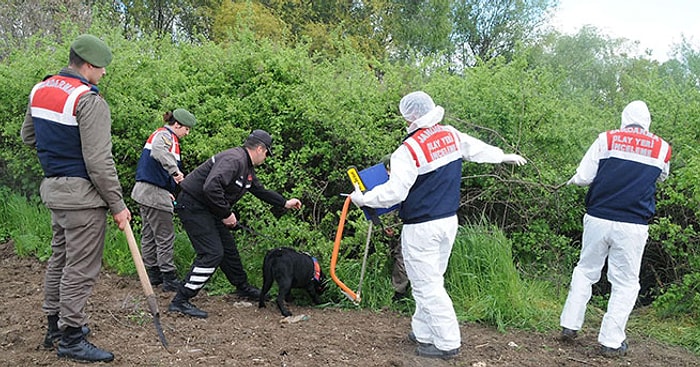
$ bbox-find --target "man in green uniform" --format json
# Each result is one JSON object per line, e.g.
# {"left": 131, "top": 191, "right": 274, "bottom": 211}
{"left": 21, "top": 34, "right": 131, "bottom": 363}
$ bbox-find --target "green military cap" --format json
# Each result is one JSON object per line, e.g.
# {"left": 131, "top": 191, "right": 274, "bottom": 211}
{"left": 70, "top": 34, "right": 113, "bottom": 68}
{"left": 173, "top": 109, "right": 196, "bottom": 127}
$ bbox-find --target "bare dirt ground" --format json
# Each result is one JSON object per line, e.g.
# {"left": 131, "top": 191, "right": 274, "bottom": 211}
{"left": 1, "top": 240, "right": 698, "bottom": 367}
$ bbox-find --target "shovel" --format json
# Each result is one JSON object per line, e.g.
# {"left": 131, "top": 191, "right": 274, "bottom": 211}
{"left": 123, "top": 222, "right": 169, "bottom": 348}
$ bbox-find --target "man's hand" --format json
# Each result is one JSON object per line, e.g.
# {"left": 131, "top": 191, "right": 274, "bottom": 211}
{"left": 502, "top": 154, "right": 527, "bottom": 166}
{"left": 113, "top": 208, "right": 131, "bottom": 230}
{"left": 173, "top": 171, "right": 185, "bottom": 184}
{"left": 349, "top": 183, "right": 366, "bottom": 207}
{"left": 222, "top": 212, "right": 237, "bottom": 228}
{"left": 285, "top": 199, "right": 302, "bottom": 210}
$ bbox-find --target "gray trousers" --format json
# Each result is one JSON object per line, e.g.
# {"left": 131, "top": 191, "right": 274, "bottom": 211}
{"left": 390, "top": 237, "right": 409, "bottom": 293}
{"left": 42, "top": 207, "right": 107, "bottom": 329}
{"left": 139, "top": 205, "right": 176, "bottom": 272}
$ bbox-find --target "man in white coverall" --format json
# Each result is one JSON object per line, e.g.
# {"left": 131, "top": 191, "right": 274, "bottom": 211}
{"left": 350, "top": 91, "right": 526, "bottom": 359}
{"left": 559, "top": 100, "right": 671, "bottom": 358}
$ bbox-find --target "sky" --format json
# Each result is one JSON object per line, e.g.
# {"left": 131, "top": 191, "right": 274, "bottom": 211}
{"left": 550, "top": 0, "right": 700, "bottom": 61}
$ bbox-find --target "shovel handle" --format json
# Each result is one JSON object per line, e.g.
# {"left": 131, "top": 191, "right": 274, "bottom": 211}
{"left": 123, "top": 222, "right": 169, "bottom": 348}
{"left": 124, "top": 222, "right": 157, "bottom": 302}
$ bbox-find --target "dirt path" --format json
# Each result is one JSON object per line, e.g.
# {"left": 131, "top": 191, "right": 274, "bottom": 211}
{"left": 0, "top": 241, "right": 698, "bottom": 367}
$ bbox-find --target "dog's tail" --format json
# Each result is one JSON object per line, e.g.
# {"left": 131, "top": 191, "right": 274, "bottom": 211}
{"left": 259, "top": 249, "right": 277, "bottom": 308}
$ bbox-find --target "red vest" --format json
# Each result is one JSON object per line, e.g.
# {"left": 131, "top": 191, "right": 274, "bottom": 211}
{"left": 29, "top": 75, "right": 93, "bottom": 178}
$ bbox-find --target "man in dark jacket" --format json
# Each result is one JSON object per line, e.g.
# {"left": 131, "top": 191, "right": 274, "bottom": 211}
{"left": 168, "top": 129, "right": 302, "bottom": 318}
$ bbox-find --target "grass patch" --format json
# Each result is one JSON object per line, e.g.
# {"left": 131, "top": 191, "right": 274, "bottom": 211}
{"left": 448, "top": 222, "right": 560, "bottom": 332}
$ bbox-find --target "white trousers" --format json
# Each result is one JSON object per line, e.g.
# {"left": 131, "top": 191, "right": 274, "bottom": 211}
{"left": 560, "top": 214, "right": 648, "bottom": 348}
{"left": 402, "top": 215, "right": 460, "bottom": 350}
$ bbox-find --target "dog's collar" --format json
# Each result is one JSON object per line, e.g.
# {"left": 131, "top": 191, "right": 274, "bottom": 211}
{"left": 311, "top": 257, "right": 321, "bottom": 282}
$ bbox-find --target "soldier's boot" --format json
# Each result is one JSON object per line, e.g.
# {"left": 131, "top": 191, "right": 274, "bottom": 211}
{"left": 42, "top": 315, "right": 90, "bottom": 350}
{"left": 161, "top": 271, "right": 183, "bottom": 292}
{"left": 57, "top": 326, "right": 113, "bottom": 363}
{"left": 146, "top": 266, "right": 163, "bottom": 286}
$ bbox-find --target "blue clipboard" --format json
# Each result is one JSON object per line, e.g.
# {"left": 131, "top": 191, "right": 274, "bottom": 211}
{"left": 351, "top": 163, "right": 399, "bottom": 220}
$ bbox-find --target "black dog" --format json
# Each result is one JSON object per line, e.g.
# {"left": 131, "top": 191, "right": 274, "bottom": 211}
{"left": 259, "top": 247, "right": 326, "bottom": 316}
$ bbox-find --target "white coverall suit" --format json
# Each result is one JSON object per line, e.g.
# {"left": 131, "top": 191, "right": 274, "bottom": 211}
{"left": 560, "top": 100, "right": 671, "bottom": 349}
{"left": 351, "top": 91, "right": 526, "bottom": 351}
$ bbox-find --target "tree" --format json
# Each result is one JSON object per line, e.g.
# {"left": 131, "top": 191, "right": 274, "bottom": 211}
{"left": 669, "top": 36, "right": 700, "bottom": 86}
{"left": 383, "top": 0, "right": 453, "bottom": 60}
{"left": 451, "top": 0, "right": 556, "bottom": 65}
{"left": 0, "top": 0, "right": 92, "bottom": 58}
{"left": 212, "top": 0, "right": 288, "bottom": 43}
{"left": 115, "top": 0, "right": 217, "bottom": 40}
{"left": 528, "top": 26, "right": 633, "bottom": 105}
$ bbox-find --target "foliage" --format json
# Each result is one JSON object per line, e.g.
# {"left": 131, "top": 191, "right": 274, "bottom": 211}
{"left": 0, "top": 0, "right": 92, "bottom": 59}
{"left": 628, "top": 308, "right": 700, "bottom": 355}
{"left": 212, "top": 0, "right": 289, "bottom": 44}
{"left": 0, "top": 187, "right": 53, "bottom": 260}
{"left": 114, "top": 0, "right": 217, "bottom": 41}
{"left": 0, "top": 0, "right": 559, "bottom": 69}
{"left": 384, "top": 0, "right": 454, "bottom": 60}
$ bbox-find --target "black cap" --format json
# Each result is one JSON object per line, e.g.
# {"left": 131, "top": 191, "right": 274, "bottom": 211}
{"left": 247, "top": 129, "right": 273, "bottom": 157}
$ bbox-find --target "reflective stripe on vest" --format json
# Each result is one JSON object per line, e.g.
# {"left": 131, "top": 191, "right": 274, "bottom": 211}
{"left": 144, "top": 127, "right": 181, "bottom": 160}
{"left": 402, "top": 125, "right": 462, "bottom": 174}
{"left": 604, "top": 127, "right": 671, "bottom": 168}
{"left": 29, "top": 75, "right": 92, "bottom": 178}
{"left": 30, "top": 76, "right": 90, "bottom": 126}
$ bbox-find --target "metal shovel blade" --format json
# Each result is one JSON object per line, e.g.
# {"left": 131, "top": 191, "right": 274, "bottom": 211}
{"left": 146, "top": 295, "right": 168, "bottom": 348}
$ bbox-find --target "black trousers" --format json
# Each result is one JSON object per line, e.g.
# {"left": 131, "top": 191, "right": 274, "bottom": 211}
{"left": 175, "top": 192, "right": 248, "bottom": 299}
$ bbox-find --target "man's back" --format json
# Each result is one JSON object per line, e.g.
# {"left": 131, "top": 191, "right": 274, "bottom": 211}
{"left": 586, "top": 126, "right": 671, "bottom": 224}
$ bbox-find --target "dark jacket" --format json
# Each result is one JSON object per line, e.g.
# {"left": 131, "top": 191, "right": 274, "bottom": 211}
{"left": 180, "top": 147, "right": 286, "bottom": 219}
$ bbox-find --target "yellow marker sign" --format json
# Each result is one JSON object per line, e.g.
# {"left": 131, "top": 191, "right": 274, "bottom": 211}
{"left": 346, "top": 166, "right": 366, "bottom": 192}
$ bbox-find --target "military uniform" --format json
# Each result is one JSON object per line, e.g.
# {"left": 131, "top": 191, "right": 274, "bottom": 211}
{"left": 21, "top": 34, "right": 124, "bottom": 363}
{"left": 132, "top": 109, "right": 195, "bottom": 290}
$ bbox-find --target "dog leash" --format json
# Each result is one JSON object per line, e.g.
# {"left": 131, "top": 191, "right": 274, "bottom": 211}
{"left": 231, "top": 222, "right": 275, "bottom": 241}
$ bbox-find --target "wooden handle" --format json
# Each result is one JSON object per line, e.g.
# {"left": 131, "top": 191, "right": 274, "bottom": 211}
{"left": 124, "top": 222, "right": 168, "bottom": 348}
{"left": 124, "top": 222, "right": 157, "bottom": 302}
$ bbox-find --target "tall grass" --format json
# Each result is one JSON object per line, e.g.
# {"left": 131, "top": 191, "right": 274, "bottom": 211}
{"left": 629, "top": 309, "right": 700, "bottom": 354}
{"left": 0, "top": 187, "right": 52, "bottom": 260}
{"left": 447, "top": 221, "right": 560, "bottom": 331}
{"left": 0, "top": 187, "right": 194, "bottom": 278}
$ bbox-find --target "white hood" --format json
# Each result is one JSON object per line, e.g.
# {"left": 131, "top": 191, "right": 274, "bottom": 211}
{"left": 400, "top": 91, "right": 445, "bottom": 133}
{"left": 621, "top": 100, "right": 651, "bottom": 130}
{"left": 406, "top": 105, "right": 445, "bottom": 133}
